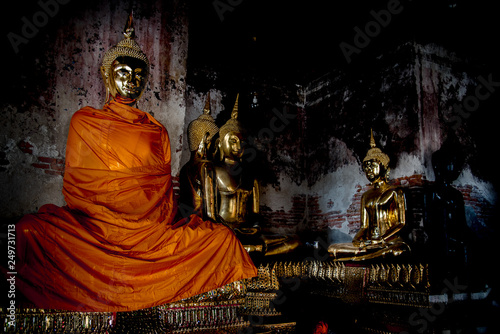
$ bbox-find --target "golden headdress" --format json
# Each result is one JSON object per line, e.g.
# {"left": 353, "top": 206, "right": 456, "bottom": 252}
{"left": 363, "top": 129, "right": 390, "bottom": 168}
{"left": 187, "top": 92, "right": 220, "bottom": 151}
{"left": 219, "top": 94, "right": 246, "bottom": 140}
{"left": 101, "top": 13, "right": 150, "bottom": 76}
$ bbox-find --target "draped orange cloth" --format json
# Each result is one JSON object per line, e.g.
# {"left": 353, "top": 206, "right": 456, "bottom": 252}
{"left": 15, "top": 100, "right": 257, "bottom": 312}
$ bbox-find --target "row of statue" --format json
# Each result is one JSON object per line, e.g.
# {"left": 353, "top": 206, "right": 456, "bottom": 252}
{"left": 181, "top": 90, "right": 471, "bottom": 270}
{"left": 12, "top": 13, "right": 471, "bottom": 312}
{"left": 179, "top": 94, "right": 412, "bottom": 260}
{"left": 179, "top": 93, "right": 301, "bottom": 256}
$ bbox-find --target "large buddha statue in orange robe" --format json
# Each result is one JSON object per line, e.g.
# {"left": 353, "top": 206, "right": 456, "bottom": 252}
{"left": 14, "top": 15, "right": 256, "bottom": 312}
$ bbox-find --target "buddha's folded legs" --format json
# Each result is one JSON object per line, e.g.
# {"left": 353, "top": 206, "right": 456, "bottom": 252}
{"left": 328, "top": 240, "right": 410, "bottom": 261}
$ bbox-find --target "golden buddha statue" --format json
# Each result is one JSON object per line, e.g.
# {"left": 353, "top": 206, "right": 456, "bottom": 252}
{"left": 178, "top": 93, "right": 219, "bottom": 217}
{"left": 328, "top": 130, "right": 410, "bottom": 261}
{"left": 204, "top": 95, "right": 259, "bottom": 230}
{"left": 203, "top": 95, "right": 300, "bottom": 255}
{"left": 100, "top": 13, "right": 149, "bottom": 106}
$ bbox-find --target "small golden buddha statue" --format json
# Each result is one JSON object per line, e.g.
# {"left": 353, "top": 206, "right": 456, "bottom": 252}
{"left": 204, "top": 94, "right": 259, "bottom": 229}
{"left": 204, "top": 95, "right": 300, "bottom": 255}
{"left": 328, "top": 130, "right": 410, "bottom": 261}
{"left": 178, "top": 93, "right": 219, "bottom": 217}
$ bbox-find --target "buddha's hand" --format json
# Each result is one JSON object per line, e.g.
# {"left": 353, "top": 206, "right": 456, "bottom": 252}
{"left": 370, "top": 237, "right": 386, "bottom": 246}
{"left": 353, "top": 239, "right": 368, "bottom": 248}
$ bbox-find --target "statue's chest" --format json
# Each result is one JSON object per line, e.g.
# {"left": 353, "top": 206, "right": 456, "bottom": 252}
{"left": 364, "top": 189, "right": 386, "bottom": 210}
{"left": 107, "top": 122, "right": 164, "bottom": 169}
{"left": 215, "top": 167, "right": 253, "bottom": 194}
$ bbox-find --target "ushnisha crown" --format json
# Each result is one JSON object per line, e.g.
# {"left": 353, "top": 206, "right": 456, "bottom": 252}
{"left": 187, "top": 92, "right": 220, "bottom": 152}
{"left": 101, "top": 13, "right": 150, "bottom": 76}
{"left": 219, "top": 94, "right": 246, "bottom": 140}
{"left": 363, "top": 129, "right": 390, "bottom": 168}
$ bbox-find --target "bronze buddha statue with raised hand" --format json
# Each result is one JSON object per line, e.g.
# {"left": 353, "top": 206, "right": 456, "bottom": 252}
{"left": 179, "top": 93, "right": 220, "bottom": 218}
{"left": 329, "top": 130, "right": 410, "bottom": 261}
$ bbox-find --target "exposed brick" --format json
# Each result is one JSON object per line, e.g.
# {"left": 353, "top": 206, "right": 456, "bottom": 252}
{"left": 45, "top": 170, "right": 63, "bottom": 176}
{"left": 264, "top": 174, "right": 494, "bottom": 238}
{"left": 38, "top": 156, "right": 57, "bottom": 164}
{"left": 32, "top": 163, "right": 50, "bottom": 169}
{"left": 30, "top": 156, "right": 65, "bottom": 176}
{"left": 18, "top": 141, "right": 34, "bottom": 154}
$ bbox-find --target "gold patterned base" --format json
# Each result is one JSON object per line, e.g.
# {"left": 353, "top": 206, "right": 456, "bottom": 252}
{"left": 1, "top": 308, "right": 114, "bottom": 333}
{"left": 1, "top": 261, "right": 431, "bottom": 333}
{"left": 1, "top": 280, "right": 251, "bottom": 333}
{"left": 252, "top": 321, "right": 296, "bottom": 333}
{"left": 276, "top": 260, "right": 431, "bottom": 307}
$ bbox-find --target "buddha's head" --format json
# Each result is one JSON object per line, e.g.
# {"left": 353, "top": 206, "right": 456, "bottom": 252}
{"left": 218, "top": 94, "right": 246, "bottom": 162}
{"left": 100, "top": 13, "right": 149, "bottom": 104}
{"left": 363, "top": 159, "right": 387, "bottom": 183}
{"left": 432, "top": 134, "right": 465, "bottom": 184}
{"left": 220, "top": 131, "right": 244, "bottom": 162}
{"left": 363, "top": 130, "right": 390, "bottom": 183}
{"left": 187, "top": 92, "right": 219, "bottom": 154}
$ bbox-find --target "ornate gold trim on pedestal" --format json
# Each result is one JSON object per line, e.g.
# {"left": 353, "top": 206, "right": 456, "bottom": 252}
{"left": 253, "top": 321, "right": 297, "bottom": 333}
{"left": 1, "top": 309, "right": 114, "bottom": 333}
{"left": 273, "top": 260, "right": 430, "bottom": 308}
{"left": 241, "top": 263, "right": 282, "bottom": 317}
{"left": 366, "top": 263, "right": 430, "bottom": 307}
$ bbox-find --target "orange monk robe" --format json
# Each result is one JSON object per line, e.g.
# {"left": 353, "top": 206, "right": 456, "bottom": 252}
{"left": 15, "top": 100, "right": 257, "bottom": 312}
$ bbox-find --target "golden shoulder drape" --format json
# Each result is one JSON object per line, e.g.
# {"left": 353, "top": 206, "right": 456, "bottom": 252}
{"left": 15, "top": 100, "right": 257, "bottom": 312}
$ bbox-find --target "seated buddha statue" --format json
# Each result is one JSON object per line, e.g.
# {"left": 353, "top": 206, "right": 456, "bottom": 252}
{"left": 328, "top": 130, "right": 410, "bottom": 261}
{"left": 13, "top": 14, "right": 256, "bottom": 312}
{"left": 203, "top": 95, "right": 300, "bottom": 256}
{"left": 178, "top": 93, "right": 219, "bottom": 218}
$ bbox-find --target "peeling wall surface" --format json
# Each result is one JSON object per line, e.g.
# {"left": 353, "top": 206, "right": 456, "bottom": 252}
{"left": 1, "top": 1, "right": 497, "bottom": 249}
{"left": 258, "top": 43, "right": 497, "bottom": 242}
{"left": 186, "top": 42, "right": 498, "bottom": 243}
{"left": 1, "top": 0, "right": 188, "bottom": 218}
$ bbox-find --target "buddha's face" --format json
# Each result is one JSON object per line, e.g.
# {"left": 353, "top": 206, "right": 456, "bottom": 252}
{"left": 107, "top": 56, "right": 148, "bottom": 100}
{"left": 221, "top": 132, "right": 244, "bottom": 161}
{"left": 432, "top": 154, "right": 462, "bottom": 184}
{"left": 363, "top": 159, "right": 385, "bottom": 183}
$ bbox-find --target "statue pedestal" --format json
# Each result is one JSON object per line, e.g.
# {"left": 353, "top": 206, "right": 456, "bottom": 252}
{"left": 4, "top": 257, "right": 491, "bottom": 333}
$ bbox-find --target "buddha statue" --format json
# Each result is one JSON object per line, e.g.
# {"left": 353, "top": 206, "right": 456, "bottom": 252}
{"left": 424, "top": 135, "right": 470, "bottom": 281}
{"left": 13, "top": 14, "right": 256, "bottom": 312}
{"left": 328, "top": 130, "right": 410, "bottom": 261}
{"left": 178, "top": 93, "right": 219, "bottom": 218}
{"left": 203, "top": 95, "right": 300, "bottom": 255}
{"left": 203, "top": 95, "right": 259, "bottom": 239}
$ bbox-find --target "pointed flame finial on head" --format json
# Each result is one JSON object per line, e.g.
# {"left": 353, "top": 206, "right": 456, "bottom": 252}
{"left": 101, "top": 11, "right": 149, "bottom": 76}
{"left": 203, "top": 92, "right": 211, "bottom": 115}
{"left": 219, "top": 93, "right": 245, "bottom": 141}
{"left": 370, "top": 128, "right": 376, "bottom": 148}
{"left": 231, "top": 93, "right": 239, "bottom": 119}
{"left": 363, "top": 128, "right": 390, "bottom": 169}
{"left": 123, "top": 11, "right": 135, "bottom": 39}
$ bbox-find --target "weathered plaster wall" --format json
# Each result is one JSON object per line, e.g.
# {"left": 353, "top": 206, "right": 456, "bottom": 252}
{"left": 257, "top": 42, "right": 497, "bottom": 244}
{"left": 1, "top": 0, "right": 496, "bottom": 249}
{"left": 1, "top": 0, "right": 189, "bottom": 219}
{"left": 184, "top": 42, "right": 497, "bottom": 246}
